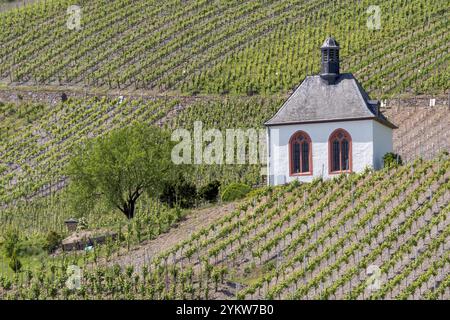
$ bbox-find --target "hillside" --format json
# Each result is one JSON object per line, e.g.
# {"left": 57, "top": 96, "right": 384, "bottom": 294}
{"left": 0, "top": 0, "right": 448, "bottom": 96}
{"left": 1, "top": 157, "right": 449, "bottom": 299}
{"left": 1, "top": 96, "right": 448, "bottom": 210}
{"left": 0, "top": 0, "right": 449, "bottom": 302}
{"left": 0, "top": 1, "right": 39, "bottom": 12}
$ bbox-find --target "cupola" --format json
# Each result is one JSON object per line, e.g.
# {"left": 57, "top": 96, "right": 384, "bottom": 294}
{"left": 320, "top": 37, "right": 340, "bottom": 84}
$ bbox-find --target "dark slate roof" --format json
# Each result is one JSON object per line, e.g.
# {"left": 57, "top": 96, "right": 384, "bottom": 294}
{"left": 265, "top": 73, "right": 397, "bottom": 129}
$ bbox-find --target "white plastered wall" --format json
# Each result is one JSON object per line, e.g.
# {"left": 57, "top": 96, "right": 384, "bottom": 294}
{"left": 372, "top": 120, "right": 394, "bottom": 170}
{"left": 267, "top": 120, "right": 376, "bottom": 185}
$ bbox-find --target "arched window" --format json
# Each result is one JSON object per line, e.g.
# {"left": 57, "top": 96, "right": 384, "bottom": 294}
{"left": 329, "top": 129, "right": 352, "bottom": 174}
{"left": 289, "top": 131, "right": 312, "bottom": 176}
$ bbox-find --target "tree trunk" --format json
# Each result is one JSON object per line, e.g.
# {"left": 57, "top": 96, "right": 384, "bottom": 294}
{"left": 118, "top": 187, "right": 142, "bottom": 219}
{"left": 123, "top": 200, "right": 136, "bottom": 219}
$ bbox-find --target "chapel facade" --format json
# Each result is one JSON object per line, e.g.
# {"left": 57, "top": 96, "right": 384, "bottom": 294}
{"left": 265, "top": 37, "right": 396, "bottom": 185}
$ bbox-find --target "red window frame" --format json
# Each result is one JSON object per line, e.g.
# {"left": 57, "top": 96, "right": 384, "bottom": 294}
{"left": 289, "top": 130, "right": 313, "bottom": 176}
{"left": 328, "top": 128, "right": 352, "bottom": 174}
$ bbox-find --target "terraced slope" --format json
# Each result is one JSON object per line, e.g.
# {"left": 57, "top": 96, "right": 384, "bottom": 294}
{"left": 1, "top": 97, "right": 448, "bottom": 207}
{"left": 2, "top": 157, "right": 448, "bottom": 299}
{"left": 0, "top": 97, "right": 180, "bottom": 205}
{"left": 0, "top": 0, "right": 448, "bottom": 96}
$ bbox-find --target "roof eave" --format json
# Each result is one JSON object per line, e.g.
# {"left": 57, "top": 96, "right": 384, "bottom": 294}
{"left": 374, "top": 117, "right": 398, "bottom": 129}
{"left": 265, "top": 116, "right": 398, "bottom": 129}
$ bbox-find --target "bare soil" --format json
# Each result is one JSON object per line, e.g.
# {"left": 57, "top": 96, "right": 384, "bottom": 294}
{"left": 105, "top": 202, "right": 239, "bottom": 271}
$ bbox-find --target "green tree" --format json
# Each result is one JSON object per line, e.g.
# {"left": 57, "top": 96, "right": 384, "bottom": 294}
{"left": 68, "top": 125, "right": 178, "bottom": 219}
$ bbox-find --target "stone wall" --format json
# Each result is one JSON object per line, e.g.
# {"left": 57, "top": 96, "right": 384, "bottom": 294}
{"left": 0, "top": 89, "right": 82, "bottom": 105}
{"left": 0, "top": 88, "right": 447, "bottom": 109}
{"left": 380, "top": 96, "right": 449, "bottom": 109}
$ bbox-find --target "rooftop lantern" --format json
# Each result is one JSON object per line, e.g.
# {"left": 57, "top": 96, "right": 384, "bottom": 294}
{"left": 320, "top": 37, "right": 340, "bottom": 84}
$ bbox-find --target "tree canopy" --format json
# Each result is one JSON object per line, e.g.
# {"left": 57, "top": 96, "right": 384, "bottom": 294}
{"left": 68, "top": 124, "right": 178, "bottom": 219}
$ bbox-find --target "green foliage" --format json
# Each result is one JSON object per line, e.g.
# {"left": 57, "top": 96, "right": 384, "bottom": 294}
{"left": 44, "top": 231, "right": 62, "bottom": 254}
{"left": 159, "top": 172, "right": 197, "bottom": 209}
{"left": 76, "top": 217, "right": 89, "bottom": 231}
{"left": 198, "top": 180, "right": 221, "bottom": 202}
{"left": 1, "top": 158, "right": 449, "bottom": 300}
{"left": 0, "top": 0, "right": 447, "bottom": 96}
{"left": 0, "top": 276, "right": 12, "bottom": 290}
{"left": 68, "top": 124, "right": 178, "bottom": 219}
{"left": 0, "top": 97, "right": 178, "bottom": 207}
{"left": 2, "top": 229, "right": 20, "bottom": 258}
{"left": 8, "top": 250, "right": 22, "bottom": 273}
{"left": 383, "top": 152, "right": 403, "bottom": 168}
{"left": 0, "top": 0, "right": 449, "bottom": 300}
{"left": 221, "top": 183, "right": 251, "bottom": 202}
{"left": 169, "top": 96, "right": 282, "bottom": 187}
{"left": 263, "top": 261, "right": 276, "bottom": 273}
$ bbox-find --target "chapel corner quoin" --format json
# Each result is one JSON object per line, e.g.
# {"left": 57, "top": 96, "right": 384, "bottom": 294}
{"left": 265, "top": 37, "right": 397, "bottom": 186}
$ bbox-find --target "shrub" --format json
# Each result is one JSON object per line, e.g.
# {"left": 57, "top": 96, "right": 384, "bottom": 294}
{"left": 2, "top": 229, "right": 20, "bottom": 258}
{"left": 176, "top": 180, "right": 197, "bottom": 208}
{"left": 383, "top": 152, "right": 403, "bottom": 168}
{"left": 221, "top": 183, "right": 251, "bottom": 202}
{"left": 0, "top": 276, "right": 12, "bottom": 290}
{"left": 198, "top": 180, "right": 221, "bottom": 202}
{"left": 0, "top": 163, "right": 8, "bottom": 175}
{"left": 44, "top": 231, "right": 62, "bottom": 253}
{"left": 160, "top": 174, "right": 197, "bottom": 208}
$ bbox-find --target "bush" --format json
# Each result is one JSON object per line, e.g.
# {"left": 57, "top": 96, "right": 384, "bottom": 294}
{"left": 176, "top": 180, "right": 197, "bottom": 208}
{"left": 2, "top": 229, "right": 20, "bottom": 258}
{"left": 198, "top": 180, "right": 221, "bottom": 202}
{"left": 383, "top": 152, "right": 403, "bottom": 168}
{"left": 221, "top": 183, "right": 251, "bottom": 202}
{"left": 44, "top": 231, "right": 62, "bottom": 253}
{"left": 0, "top": 276, "right": 12, "bottom": 290}
{"left": 160, "top": 174, "right": 197, "bottom": 208}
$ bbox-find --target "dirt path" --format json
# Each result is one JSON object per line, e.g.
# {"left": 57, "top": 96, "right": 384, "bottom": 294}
{"left": 106, "top": 202, "right": 238, "bottom": 271}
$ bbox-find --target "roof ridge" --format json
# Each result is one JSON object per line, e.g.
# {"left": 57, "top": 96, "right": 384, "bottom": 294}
{"left": 350, "top": 75, "right": 377, "bottom": 117}
{"left": 265, "top": 73, "right": 397, "bottom": 129}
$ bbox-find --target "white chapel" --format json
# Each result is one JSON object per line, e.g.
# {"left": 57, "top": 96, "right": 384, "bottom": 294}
{"left": 265, "top": 37, "right": 397, "bottom": 185}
